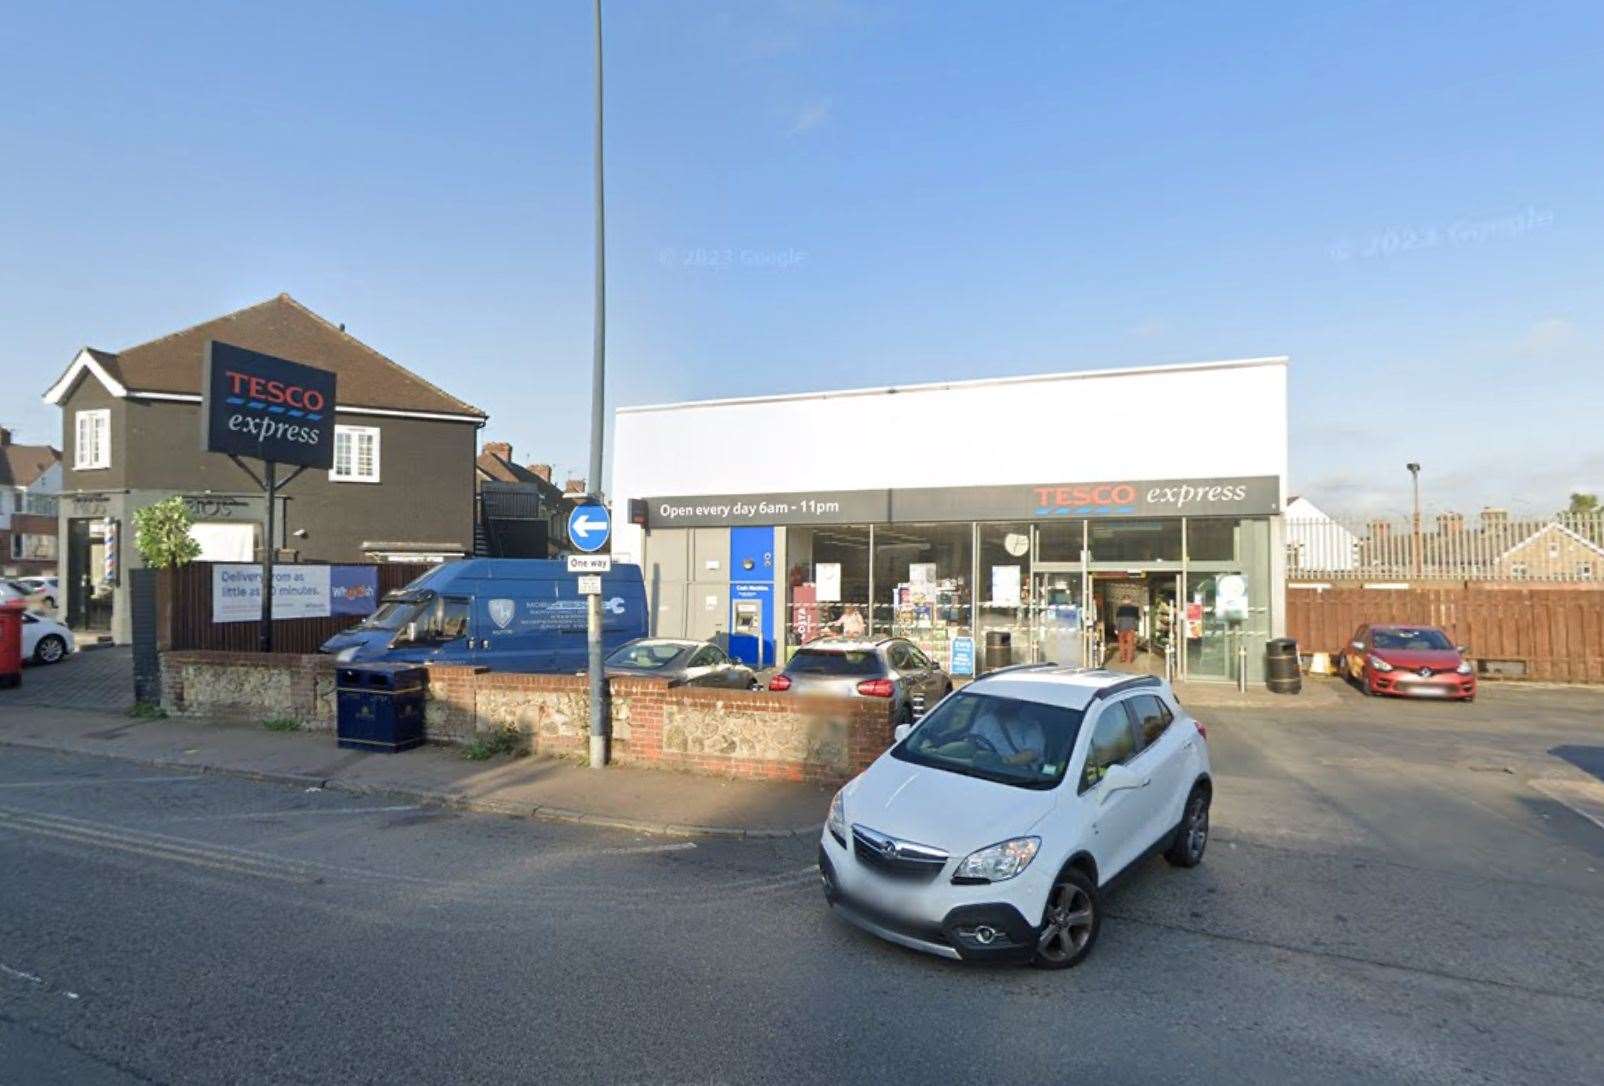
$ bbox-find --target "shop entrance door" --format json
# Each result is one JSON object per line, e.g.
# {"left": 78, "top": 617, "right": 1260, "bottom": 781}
{"left": 1089, "top": 574, "right": 1182, "bottom": 677}
{"left": 1030, "top": 566, "right": 1088, "bottom": 668}
{"left": 66, "top": 518, "right": 113, "bottom": 633}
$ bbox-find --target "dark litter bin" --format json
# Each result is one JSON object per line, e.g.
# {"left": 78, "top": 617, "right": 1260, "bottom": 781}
{"left": 1264, "top": 638, "right": 1301, "bottom": 695}
{"left": 336, "top": 663, "right": 428, "bottom": 752}
{"left": 983, "top": 630, "right": 1013, "bottom": 673}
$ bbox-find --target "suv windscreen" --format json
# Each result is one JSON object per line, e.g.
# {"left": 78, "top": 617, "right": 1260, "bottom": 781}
{"left": 607, "top": 642, "right": 689, "bottom": 669}
{"left": 786, "top": 649, "right": 883, "bottom": 677}
{"left": 893, "top": 691, "right": 1084, "bottom": 790}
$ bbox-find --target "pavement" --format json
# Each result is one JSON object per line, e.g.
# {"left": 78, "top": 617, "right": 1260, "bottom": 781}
{"left": 0, "top": 706, "right": 834, "bottom": 838}
{"left": 1, "top": 681, "right": 1601, "bottom": 1084}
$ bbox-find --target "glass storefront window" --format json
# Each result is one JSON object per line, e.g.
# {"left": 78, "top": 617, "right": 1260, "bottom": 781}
{"left": 1088, "top": 519, "right": 1181, "bottom": 563}
{"left": 778, "top": 514, "right": 1273, "bottom": 681}
{"left": 871, "top": 522, "right": 972, "bottom": 669}
{"left": 978, "top": 523, "right": 1035, "bottom": 669}
{"left": 785, "top": 525, "right": 871, "bottom": 653}
{"left": 1035, "top": 520, "right": 1085, "bottom": 564}
{"left": 1184, "top": 518, "right": 1271, "bottom": 683}
{"left": 1187, "top": 519, "right": 1237, "bottom": 561}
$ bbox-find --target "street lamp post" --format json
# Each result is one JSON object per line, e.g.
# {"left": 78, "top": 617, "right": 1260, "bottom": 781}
{"left": 587, "top": 0, "right": 608, "bottom": 769}
{"left": 1407, "top": 463, "right": 1422, "bottom": 578}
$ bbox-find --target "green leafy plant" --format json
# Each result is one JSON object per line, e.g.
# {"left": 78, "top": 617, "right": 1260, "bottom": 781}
{"left": 126, "top": 702, "right": 168, "bottom": 720}
{"left": 133, "top": 497, "right": 201, "bottom": 569}
{"left": 262, "top": 717, "right": 301, "bottom": 733}
{"left": 462, "top": 725, "right": 525, "bottom": 761}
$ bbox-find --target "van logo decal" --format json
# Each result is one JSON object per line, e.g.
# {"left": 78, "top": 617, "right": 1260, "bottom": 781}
{"left": 604, "top": 596, "right": 626, "bottom": 616}
{"left": 488, "top": 599, "right": 516, "bottom": 629}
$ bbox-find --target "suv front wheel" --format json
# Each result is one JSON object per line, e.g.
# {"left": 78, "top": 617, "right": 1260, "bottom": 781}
{"left": 1031, "top": 867, "right": 1099, "bottom": 969}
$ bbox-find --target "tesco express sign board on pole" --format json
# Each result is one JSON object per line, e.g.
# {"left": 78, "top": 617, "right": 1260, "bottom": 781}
{"left": 201, "top": 341, "right": 337, "bottom": 469}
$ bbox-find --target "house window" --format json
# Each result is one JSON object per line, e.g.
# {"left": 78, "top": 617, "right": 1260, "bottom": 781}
{"left": 1510, "top": 563, "right": 1528, "bottom": 579}
{"left": 331, "top": 425, "right": 381, "bottom": 483}
{"left": 1580, "top": 563, "right": 1594, "bottom": 580}
{"left": 74, "top": 409, "right": 110, "bottom": 470}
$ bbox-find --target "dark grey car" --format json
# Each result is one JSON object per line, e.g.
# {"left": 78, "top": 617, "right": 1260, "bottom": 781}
{"left": 768, "top": 638, "right": 952, "bottom": 723}
{"left": 603, "top": 638, "right": 759, "bottom": 690}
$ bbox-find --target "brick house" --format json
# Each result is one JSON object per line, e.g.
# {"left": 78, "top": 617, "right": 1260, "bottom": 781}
{"left": 1493, "top": 521, "right": 1604, "bottom": 581}
{"left": 41, "top": 294, "right": 487, "bottom": 640}
{"left": 0, "top": 428, "right": 62, "bottom": 578}
{"left": 473, "top": 442, "right": 578, "bottom": 558}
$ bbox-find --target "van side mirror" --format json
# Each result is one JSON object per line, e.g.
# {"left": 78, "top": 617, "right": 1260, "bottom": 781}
{"left": 1457, "top": 645, "right": 1469, "bottom": 655}
{"left": 1351, "top": 640, "right": 1364, "bottom": 651}
{"left": 893, "top": 723, "right": 912, "bottom": 742}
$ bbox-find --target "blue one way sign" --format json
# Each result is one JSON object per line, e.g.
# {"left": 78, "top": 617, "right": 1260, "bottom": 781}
{"left": 568, "top": 502, "right": 611, "bottom": 554}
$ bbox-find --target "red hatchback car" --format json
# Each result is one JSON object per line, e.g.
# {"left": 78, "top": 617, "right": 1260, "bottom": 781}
{"left": 1340, "top": 624, "right": 1477, "bottom": 701}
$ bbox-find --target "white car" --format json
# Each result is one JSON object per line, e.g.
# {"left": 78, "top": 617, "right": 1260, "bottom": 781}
{"left": 819, "top": 666, "right": 1212, "bottom": 969}
{"left": 17, "top": 576, "right": 59, "bottom": 610}
{"left": 20, "top": 611, "right": 76, "bottom": 664}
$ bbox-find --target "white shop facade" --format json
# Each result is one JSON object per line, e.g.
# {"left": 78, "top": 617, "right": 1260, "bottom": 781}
{"left": 610, "top": 357, "right": 1288, "bottom": 684}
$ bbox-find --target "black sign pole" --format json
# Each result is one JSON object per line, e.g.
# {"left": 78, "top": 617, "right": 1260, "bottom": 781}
{"left": 260, "top": 461, "right": 277, "bottom": 653}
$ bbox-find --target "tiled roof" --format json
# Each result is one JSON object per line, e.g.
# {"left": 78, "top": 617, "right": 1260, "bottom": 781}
{"left": 0, "top": 440, "right": 60, "bottom": 488}
{"left": 52, "top": 294, "right": 484, "bottom": 418}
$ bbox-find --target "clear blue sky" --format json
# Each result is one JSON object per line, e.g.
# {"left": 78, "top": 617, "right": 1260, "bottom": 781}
{"left": 4, "top": 1, "right": 1601, "bottom": 517}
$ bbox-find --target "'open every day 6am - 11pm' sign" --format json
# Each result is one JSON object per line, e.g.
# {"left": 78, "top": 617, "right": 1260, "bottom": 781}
{"left": 212, "top": 565, "right": 379, "bottom": 623}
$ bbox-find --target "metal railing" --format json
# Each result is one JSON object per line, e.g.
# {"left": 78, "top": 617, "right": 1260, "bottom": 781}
{"left": 1286, "top": 512, "right": 1604, "bottom": 583}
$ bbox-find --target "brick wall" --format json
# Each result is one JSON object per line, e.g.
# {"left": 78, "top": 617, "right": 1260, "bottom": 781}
{"left": 161, "top": 651, "right": 337, "bottom": 729}
{"left": 160, "top": 652, "right": 891, "bottom": 784}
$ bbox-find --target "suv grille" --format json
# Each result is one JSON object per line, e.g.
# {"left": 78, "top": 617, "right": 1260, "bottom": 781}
{"left": 851, "top": 824, "right": 948, "bottom": 882}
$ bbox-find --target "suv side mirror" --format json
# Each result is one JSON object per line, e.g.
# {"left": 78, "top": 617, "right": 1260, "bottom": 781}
{"left": 893, "top": 723, "right": 912, "bottom": 742}
{"left": 1098, "top": 762, "right": 1147, "bottom": 800}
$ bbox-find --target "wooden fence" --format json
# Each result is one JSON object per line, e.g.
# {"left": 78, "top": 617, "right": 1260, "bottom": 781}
{"left": 157, "top": 562, "right": 436, "bottom": 654}
{"left": 1287, "top": 583, "right": 1604, "bottom": 682}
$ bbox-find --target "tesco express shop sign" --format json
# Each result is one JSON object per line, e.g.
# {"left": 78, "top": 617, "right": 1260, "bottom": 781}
{"left": 201, "top": 341, "right": 337, "bottom": 469}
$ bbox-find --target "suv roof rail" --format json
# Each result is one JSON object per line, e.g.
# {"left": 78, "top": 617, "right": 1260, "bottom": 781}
{"left": 976, "top": 662, "right": 1060, "bottom": 678}
{"left": 1089, "top": 674, "right": 1164, "bottom": 701}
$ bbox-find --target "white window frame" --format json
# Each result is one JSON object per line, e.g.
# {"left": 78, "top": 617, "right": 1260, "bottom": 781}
{"left": 74, "top": 409, "right": 111, "bottom": 470}
{"left": 331, "top": 424, "right": 382, "bottom": 483}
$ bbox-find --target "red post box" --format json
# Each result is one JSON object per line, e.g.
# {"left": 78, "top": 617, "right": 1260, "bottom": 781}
{"left": 0, "top": 599, "right": 25, "bottom": 689}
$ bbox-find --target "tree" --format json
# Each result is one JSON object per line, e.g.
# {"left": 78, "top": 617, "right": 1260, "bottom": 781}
{"left": 133, "top": 497, "right": 201, "bottom": 569}
{"left": 1566, "top": 493, "right": 1603, "bottom": 547}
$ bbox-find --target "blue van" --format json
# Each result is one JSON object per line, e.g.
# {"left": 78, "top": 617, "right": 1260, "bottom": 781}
{"left": 319, "top": 559, "right": 648, "bottom": 672}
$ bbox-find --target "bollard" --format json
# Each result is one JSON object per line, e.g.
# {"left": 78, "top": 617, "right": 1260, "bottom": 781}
{"left": 1237, "top": 640, "right": 1248, "bottom": 692}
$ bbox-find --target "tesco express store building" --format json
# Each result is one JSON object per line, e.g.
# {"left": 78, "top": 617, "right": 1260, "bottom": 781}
{"left": 610, "top": 356, "right": 1288, "bottom": 685}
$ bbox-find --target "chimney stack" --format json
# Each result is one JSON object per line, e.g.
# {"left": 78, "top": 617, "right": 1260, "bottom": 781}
{"left": 1480, "top": 507, "right": 1510, "bottom": 526}
{"left": 1369, "top": 519, "right": 1390, "bottom": 539}
{"left": 1435, "top": 512, "right": 1464, "bottom": 534}
{"left": 482, "top": 441, "right": 512, "bottom": 461}
{"left": 527, "top": 463, "right": 553, "bottom": 483}
{"left": 564, "top": 478, "right": 587, "bottom": 495}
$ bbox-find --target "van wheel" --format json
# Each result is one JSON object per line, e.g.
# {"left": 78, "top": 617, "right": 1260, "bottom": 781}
{"left": 1031, "top": 867, "right": 1099, "bottom": 969}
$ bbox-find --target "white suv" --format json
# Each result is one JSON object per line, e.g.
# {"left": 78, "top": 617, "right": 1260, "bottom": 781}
{"left": 819, "top": 666, "right": 1212, "bottom": 968}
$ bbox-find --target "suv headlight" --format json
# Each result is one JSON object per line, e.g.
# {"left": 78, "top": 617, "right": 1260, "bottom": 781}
{"left": 827, "top": 789, "right": 846, "bottom": 845}
{"left": 1367, "top": 654, "right": 1393, "bottom": 672}
{"left": 953, "top": 837, "right": 1040, "bottom": 884}
{"left": 1456, "top": 661, "right": 1473, "bottom": 675}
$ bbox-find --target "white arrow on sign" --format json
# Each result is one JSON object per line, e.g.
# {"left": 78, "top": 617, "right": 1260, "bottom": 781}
{"left": 571, "top": 514, "right": 606, "bottom": 539}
